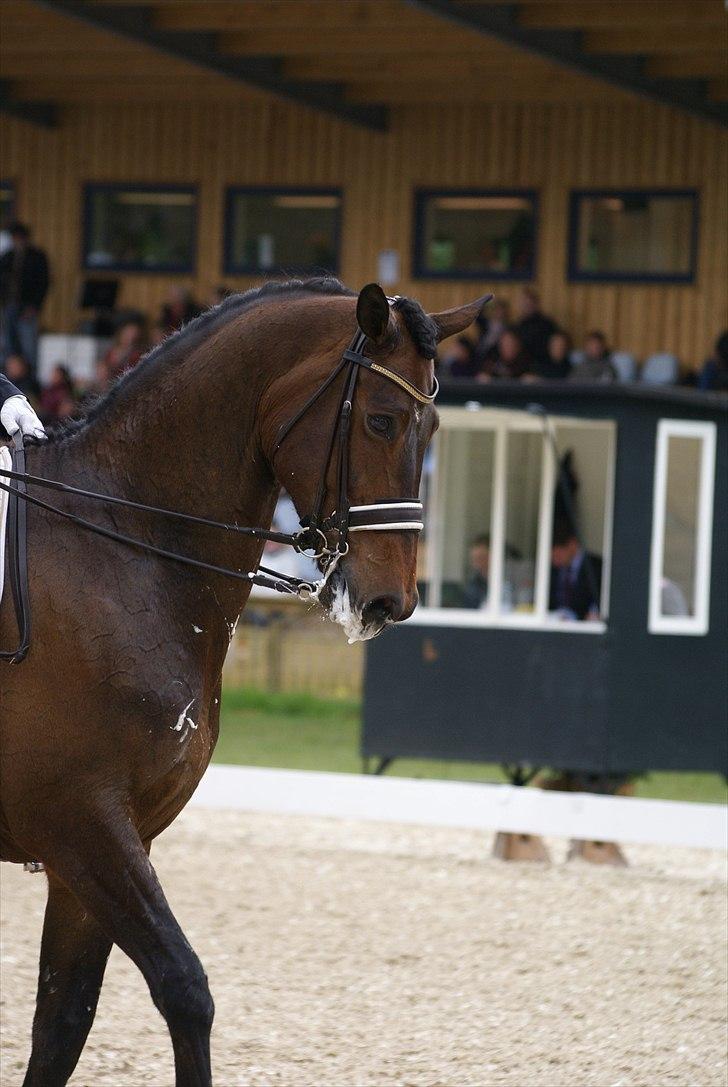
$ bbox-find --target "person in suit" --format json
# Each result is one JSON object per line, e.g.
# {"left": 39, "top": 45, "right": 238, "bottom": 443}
{"left": 549, "top": 520, "right": 602, "bottom": 621}
{"left": 0, "top": 371, "right": 46, "bottom": 439}
{"left": 0, "top": 222, "right": 50, "bottom": 373}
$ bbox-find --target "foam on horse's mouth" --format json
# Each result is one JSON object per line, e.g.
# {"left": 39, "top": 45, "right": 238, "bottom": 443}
{"left": 328, "top": 577, "right": 382, "bottom": 644}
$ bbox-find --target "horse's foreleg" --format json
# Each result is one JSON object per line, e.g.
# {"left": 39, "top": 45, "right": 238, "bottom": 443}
{"left": 45, "top": 817, "right": 214, "bottom": 1087}
{"left": 23, "top": 873, "right": 112, "bottom": 1087}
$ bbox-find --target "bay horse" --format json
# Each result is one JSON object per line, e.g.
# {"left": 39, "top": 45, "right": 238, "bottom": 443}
{"left": 0, "top": 277, "right": 487, "bottom": 1086}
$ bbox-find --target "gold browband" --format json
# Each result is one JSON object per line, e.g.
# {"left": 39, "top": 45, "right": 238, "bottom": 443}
{"left": 369, "top": 361, "right": 439, "bottom": 404}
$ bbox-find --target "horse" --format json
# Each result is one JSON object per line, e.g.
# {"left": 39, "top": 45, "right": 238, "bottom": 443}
{"left": 0, "top": 277, "right": 487, "bottom": 1086}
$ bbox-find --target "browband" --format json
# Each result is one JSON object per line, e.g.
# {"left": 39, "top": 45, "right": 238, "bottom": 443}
{"left": 342, "top": 349, "right": 438, "bottom": 404}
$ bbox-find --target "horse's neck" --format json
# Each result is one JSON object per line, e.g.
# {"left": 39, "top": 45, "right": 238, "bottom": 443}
{"left": 38, "top": 298, "right": 349, "bottom": 621}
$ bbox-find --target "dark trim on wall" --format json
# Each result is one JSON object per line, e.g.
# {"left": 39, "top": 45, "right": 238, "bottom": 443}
{"left": 567, "top": 188, "right": 700, "bottom": 285}
{"left": 412, "top": 187, "right": 538, "bottom": 281}
{"left": 405, "top": 0, "right": 728, "bottom": 129}
{"left": 36, "top": 0, "right": 388, "bottom": 132}
{"left": 82, "top": 182, "right": 199, "bottom": 274}
{"left": 223, "top": 185, "right": 343, "bottom": 276}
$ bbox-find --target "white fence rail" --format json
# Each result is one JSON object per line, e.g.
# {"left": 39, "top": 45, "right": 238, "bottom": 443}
{"left": 191, "top": 765, "right": 727, "bottom": 851}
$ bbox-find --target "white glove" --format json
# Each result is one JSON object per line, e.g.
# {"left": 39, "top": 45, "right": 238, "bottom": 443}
{"left": 0, "top": 395, "right": 46, "bottom": 440}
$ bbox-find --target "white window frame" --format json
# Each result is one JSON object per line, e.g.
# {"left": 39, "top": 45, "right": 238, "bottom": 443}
{"left": 648, "top": 419, "right": 716, "bottom": 636}
{"left": 412, "top": 406, "right": 615, "bottom": 634}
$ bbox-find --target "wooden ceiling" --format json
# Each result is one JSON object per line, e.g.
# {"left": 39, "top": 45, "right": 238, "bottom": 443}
{"left": 1, "top": 0, "right": 726, "bottom": 129}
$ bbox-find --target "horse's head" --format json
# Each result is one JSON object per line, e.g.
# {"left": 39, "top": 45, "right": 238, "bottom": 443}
{"left": 266, "top": 283, "right": 490, "bottom": 642}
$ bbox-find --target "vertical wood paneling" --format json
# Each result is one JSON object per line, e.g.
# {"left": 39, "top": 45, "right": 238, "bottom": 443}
{"left": 0, "top": 96, "right": 725, "bottom": 367}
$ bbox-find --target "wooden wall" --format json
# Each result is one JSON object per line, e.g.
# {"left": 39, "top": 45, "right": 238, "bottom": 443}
{"left": 1, "top": 96, "right": 726, "bottom": 368}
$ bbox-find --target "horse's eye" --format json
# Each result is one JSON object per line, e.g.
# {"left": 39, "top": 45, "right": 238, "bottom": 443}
{"left": 366, "top": 413, "right": 394, "bottom": 439}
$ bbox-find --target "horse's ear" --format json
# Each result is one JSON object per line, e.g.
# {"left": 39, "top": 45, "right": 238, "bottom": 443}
{"left": 429, "top": 294, "right": 494, "bottom": 343}
{"left": 356, "top": 283, "right": 391, "bottom": 344}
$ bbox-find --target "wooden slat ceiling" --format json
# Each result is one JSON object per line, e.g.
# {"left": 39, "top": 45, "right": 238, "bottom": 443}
{"left": 1, "top": 0, "right": 725, "bottom": 128}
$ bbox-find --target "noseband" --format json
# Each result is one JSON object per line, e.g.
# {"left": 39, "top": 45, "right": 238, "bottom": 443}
{"left": 0, "top": 313, "right": 437, "bottom": 663}
{"left": 275, "top": 326, "right": 437, "bottom": 567}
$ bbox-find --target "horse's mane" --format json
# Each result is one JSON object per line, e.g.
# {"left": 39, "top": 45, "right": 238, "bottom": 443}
{"left": 41, "top": 276, "right": 437, "bottom": 444}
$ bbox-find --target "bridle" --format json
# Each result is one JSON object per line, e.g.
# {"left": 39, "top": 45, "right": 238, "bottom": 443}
{"left": 0, "top": 310, "right": 437, "bottom": 663}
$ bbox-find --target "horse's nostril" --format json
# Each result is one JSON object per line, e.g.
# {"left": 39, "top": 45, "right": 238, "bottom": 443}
{"left": 364, "top": 595, "right": 403, "bottom": 626}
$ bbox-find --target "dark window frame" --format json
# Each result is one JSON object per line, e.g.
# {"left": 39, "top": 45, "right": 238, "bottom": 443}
{"left": 0, "top": 180, "right": 15, "bottom": 225}
{"left": 223, "top": 185, "right": 343, "bottom": 276}
{"left": 82, "top": 182, "right": 198, "bottom": 274}
{"left": 412, "top": 187, "right": 539, "bottom": 281}
{"left": 567, "top": 188, "right": 700, "bottom": 285}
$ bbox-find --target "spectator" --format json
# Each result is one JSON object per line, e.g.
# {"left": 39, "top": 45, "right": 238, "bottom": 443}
{"left": 514, "top": 287, "right": 558, "bottom": 367}
{"left": 531, "top": 331, "right": 573, "bottom": 381}
{"left": 159, "top": 286, "right": 202, "bottom": 336}
{"left": 549, "top": 520, "right": 602, "bottom": 621}
{"left": 462, "top": 534, "right": 490, "bottom": 608}
{"left": 441, "top": 335, "right": 476, "bottom": 378}
{"left": 478, "top": 328, "right": 532, "bottom": 382}
{"left": 697, "top": 330, "right": 728, "bottom": 392}
{"left": 101, "top": 320, "right": 146, "bottom": 384}
{"left": 0, "top": 221, "right": 50, "bottom": 374}
{"left": 3, "top": 353, "right": 40, "bottom": 405}
{"left": 40, "top": 364, "right": 77, "bottom": 421}
{"left": 569, "top": 331, "right": 617, "bottom": 384}
{"left": 473, "top": 298, "right": 510, "bottom": 366}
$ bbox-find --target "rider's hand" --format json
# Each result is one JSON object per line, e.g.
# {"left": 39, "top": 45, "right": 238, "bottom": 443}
{"left": 0, "top": 395, "right": 46, "bottom": 440}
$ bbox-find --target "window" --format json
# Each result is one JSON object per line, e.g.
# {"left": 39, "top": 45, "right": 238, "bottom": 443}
{"left": 224, "top": 188, "right": 342, "bottom": 275}
{"left": 649, "top": 420, "right": 716, "bottom": 636}
{"left": 413, "top": 189, "right": 537, "bottom": 280}
{"left": 0, "top": 182, "right": 14, "bottom": 229}
{"left": 568, "top": 189, "right": 698, "bottom": 283}
{"left": 83, "top": 184, "right": 197, "bottom": 272}
{"left": 414, "top": 406, "right": 615, "bottom": 631}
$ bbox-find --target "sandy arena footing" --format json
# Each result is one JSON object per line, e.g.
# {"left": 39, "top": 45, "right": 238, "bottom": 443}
{"left": 1, "top": 807, "right": 726, "bottom": 1087}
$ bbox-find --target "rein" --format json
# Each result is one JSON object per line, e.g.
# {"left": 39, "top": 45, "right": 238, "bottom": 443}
{"left": 0, "top": 321, "right": 437, "bottom": 664}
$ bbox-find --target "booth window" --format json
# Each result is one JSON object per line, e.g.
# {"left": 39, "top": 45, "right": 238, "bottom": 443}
{"left": 83, "top": 184, "right": 197, "bottom": 273}
{"left": 0, "top": 182, "right": 14, "bottom": 228}
{"left": 568, "top": 189, "right": 698, "bottom": 283}
{"left": 413, "top": 189, "right": 537, "bottom": 280}
{"left": 416, "top": 407, "right": 615, "bottom": 631}
{"left": 224, "top": 188, "right": 341, "bottom": 275}
{"left": 649, "top": 420, "right": 716, "bottom": 636}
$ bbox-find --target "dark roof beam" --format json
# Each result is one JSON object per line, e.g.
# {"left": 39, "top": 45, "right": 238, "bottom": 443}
{"left": 34, "top": 1, "right": 388, "bottom": 131}
{"left": 406, "top": 0, "right": 727, "bottom": 127}
{"left": 0, "top": 80, "right": 57, "bottom": 128}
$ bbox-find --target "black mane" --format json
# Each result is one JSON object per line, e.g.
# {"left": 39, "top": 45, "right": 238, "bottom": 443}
{"left": 41, "top": 276, "right": 436, "bottom": 443}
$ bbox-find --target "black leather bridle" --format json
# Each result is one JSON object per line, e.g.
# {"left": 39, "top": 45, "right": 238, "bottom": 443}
{"left": 0, "top": 322, "right": 437, "bottom": 664}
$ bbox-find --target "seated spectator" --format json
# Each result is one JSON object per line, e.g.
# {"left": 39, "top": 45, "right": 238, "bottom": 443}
{"left": 441, "top": 335, "right": 476, "bottom": 378}
{"left": 40, "top": 364, "right": 77, "bottom": 421}
{"left": 3, "top": 353, "right": 40, "bottom": 405}
{"left": 101, "top": 319, "right": 146, "bottom": 384}
{"left": 549, "top": 520, "right": 602, "bottom": 621}
{"left": 159, "top": 286, "right": 202, "bottom": 336}
{"left": 531, "top": 331, "right": 573, "bottom": 381}
{"left": 478, "top": 328, "right": 532, "bottom": 382}
{"left": 569, "top": 331, "right": 617, "bottom": 384}
{"left": 462, "top": 534, "right": 490, "bottom": 608}
{"left": 514, "top": 287, "right": 558, "bottom": 367}
{"left": 697, "top": 330, "right": 728, "bottom": 392}
{"left": 473, "top": 298, "right": 510, "bottom": 367}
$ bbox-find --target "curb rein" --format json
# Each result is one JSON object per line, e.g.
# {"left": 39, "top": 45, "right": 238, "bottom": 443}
{"left": 0, "top": 325, "right": 437, "bottom": 664}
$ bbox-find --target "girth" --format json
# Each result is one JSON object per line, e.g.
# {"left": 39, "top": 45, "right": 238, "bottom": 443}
{"left": 0, "top": 318, "right": 437, "bottom": 663}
